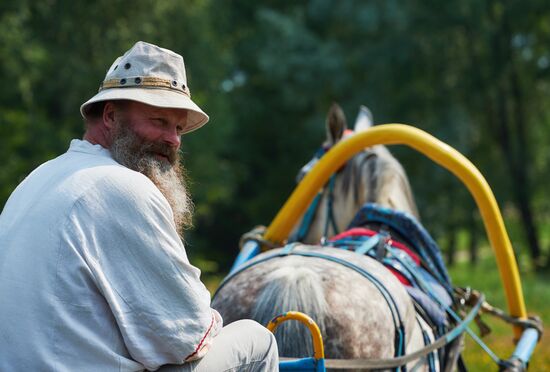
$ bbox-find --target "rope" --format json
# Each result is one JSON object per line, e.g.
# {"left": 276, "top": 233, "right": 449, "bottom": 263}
{"left": 456, "top": 287, "right": 544, "bottom": 339}
{"left": 385, "top": 245, "right": 502, "bottom": 364}
{"left": 238, "top": 225, "right": 280, "bottom": 250}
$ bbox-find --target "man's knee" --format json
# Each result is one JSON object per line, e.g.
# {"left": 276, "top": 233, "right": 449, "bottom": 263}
{"left": 226, "top": 319, "right": 277, "bottom": 353}
{"left": 224, "top": 319, "right": 278, "bottom": 369}
{"left": 159, "top": 319, "right": 279, "bottom": 371}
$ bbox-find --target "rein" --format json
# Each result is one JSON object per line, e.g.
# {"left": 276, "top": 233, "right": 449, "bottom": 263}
{"left": 292, "top": 174, "right": 339, "bottom": 243}
{"left": 292, "top": 129, "right": 361, "bottom": 243}
{"left": 323, "top": 175, "right": 339, "bottom": 239}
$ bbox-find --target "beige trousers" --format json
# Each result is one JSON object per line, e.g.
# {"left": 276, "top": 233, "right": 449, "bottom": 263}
{"left": 158, "top": 320, "right": 279, "bottom": 372}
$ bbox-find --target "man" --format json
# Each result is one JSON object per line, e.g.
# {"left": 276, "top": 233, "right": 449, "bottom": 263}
{"left": 0, "top": 41, "right": 278, "bottom": 371}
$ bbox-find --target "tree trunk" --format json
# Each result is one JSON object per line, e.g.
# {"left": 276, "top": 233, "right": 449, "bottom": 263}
{"left": 488, "top": 1, "right": 542, "bottom": 266}
{"left": 507, "top": 43, "right": 543, "bottom": 266}
{"left": 446, "top": 227, "right": 457, "bottom": 267}
{"left": 468, "top": 215, "right": 478, "bottom": 265}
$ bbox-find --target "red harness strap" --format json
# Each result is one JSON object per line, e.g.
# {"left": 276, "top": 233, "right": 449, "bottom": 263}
{"left": 329, "top": 228, "right": 421, "bottom": 285}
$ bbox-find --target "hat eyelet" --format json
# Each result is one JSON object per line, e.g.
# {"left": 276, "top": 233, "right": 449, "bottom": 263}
{"left": 182, "top": 83, "right": 186, "bottom": 90}
{"left": 124, "top": 63, "right": 131, "bottom": 69}
{"left": 134, "top": 77, "right": 142, "bottom": 84}
{"left": 113, "top": 65, "right": 118, "bottom": 70}
{"left": 171, "top": 80, "right": 178, "bottom": 87}
{"left": 120, "top": 78, "right": 127, "bottom": 85}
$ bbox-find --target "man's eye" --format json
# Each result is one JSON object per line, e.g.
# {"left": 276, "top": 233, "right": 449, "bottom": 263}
{"left": 151, "top": 118, "right": 166, "bottom": 126}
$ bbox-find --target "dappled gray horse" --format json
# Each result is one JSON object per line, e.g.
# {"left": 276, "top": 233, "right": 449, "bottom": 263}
{"left": 212, "top": 104, "right": 438, "bottom": 371}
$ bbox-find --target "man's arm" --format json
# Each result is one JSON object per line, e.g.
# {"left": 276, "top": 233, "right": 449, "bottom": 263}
{"left": 67, "top": 173, "right": 222, "bottom": 370}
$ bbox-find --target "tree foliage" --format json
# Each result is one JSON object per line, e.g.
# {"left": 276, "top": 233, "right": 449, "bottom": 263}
{"left": 1, "top": 0, "right": 550, "bottom": 271}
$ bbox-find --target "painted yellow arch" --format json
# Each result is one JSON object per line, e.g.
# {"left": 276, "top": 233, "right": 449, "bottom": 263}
{"left": 263, "top": 124, "right": 526, "bottom": 338}
{"left": 267, "top": 311, "right": 325, "bottom": 359}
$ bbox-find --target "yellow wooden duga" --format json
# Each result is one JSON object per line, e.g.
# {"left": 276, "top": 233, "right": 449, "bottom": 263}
{"left": 262, "top": 124, "right": 526, "bottom": 339}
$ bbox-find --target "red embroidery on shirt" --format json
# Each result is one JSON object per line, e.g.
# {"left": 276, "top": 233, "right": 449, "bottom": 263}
{"left": 184, "top": 312, "right": 216, "bottom": 361}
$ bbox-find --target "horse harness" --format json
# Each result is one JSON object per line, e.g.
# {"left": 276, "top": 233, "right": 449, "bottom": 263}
{"left": 216, "top": 236, "right": 483, "bottom": 371}
{"left": 219, "top": 202, "right": 466, "bottom": 371}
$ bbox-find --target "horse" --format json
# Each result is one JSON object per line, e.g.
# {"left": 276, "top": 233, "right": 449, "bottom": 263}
{"left": 212, "top": 104, "right": 453, "bottom": 371}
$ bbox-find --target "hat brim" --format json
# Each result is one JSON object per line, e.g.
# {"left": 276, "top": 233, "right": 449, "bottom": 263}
{"left": 80, "top": 88, "right": 209, "bottom": 134}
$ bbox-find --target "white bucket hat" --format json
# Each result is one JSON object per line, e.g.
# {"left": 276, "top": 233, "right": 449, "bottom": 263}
{"left": 80, "top": 41, "right": 209, "bottom": 134}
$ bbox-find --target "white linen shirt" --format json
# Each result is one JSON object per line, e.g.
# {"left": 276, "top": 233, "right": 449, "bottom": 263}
{"left": 0, "top": 140, "right": 222, "bottom": 371}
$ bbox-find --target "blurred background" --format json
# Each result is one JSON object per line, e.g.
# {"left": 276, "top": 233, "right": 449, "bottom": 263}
{"left": 1, "top": 0, "right": 549, "bottom": 369}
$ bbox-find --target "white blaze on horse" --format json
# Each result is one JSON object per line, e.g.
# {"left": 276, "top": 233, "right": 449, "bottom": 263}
{"left": 212, "top": 104, "right": 458, "bottom": 371}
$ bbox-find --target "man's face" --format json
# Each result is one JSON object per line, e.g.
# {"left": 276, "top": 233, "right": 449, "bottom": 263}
{"left": 115, "top": 101, "right": 187, "bottom": 163}
{"left": 108, "top": 101, "right": 193, "bottom": 234}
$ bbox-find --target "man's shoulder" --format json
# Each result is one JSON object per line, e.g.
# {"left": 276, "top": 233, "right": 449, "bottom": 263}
{"left": 70, "top": 165, "right": 171, "bottom": 224}
{"left": 36, "top": 148, "right": 162, "bottom": 206}
{"left": 90, "top": 162, "right": 151, "bottom": 185}
{"left": 84, "top": 164, "right": 162, "bottom": 201}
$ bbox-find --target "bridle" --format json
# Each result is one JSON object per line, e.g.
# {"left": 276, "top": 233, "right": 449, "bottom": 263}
{"left": 291, "top": 130, "right": 376, "bottom": 243}
{"left": 291, "top": 145, "right": 339, "bottom": 243}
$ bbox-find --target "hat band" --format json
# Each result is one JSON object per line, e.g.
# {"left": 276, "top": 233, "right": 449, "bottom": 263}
{"left": 99, "top": 76, "right": 190, "bottom": 97}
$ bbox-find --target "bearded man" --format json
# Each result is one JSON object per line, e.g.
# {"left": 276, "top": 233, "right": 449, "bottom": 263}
{"left": 0, "top": 41, "right": 278, "bottom": 371}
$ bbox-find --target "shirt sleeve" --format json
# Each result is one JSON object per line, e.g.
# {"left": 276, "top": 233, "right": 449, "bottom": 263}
{"left": 65, "top": 172, "right": 222, "bottom": 370}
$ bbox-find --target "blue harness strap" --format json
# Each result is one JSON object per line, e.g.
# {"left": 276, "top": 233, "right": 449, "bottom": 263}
{"left": 279, "top": 356, "right": 324, "bottom": 372}
{"left": 327, "top": 230, "right": 452, "bottom": 332}
{"left": 323, "top": 175, "right": 339, "bottom": 238}
{"left": 355, "top": 234, "right": 379, "bottom": 255}
{"left": 291, "top": 174, "right": 340, "bottom": 243}
{"left": 291, "top": 193, "right": 323, "bottom": 243}
{"left": 327, "top": 228, "right": 457, "bottom": 369}
{"left": 349, "top": 203, "right": 452, "bottom": 292}
{"left": 416, "top": 314, "right": 437, "bottom": 372}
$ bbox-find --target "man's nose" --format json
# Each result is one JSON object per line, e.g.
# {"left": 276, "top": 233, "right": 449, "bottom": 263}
{"left": 164, "top": 128, "right": 181, "bottom": 148}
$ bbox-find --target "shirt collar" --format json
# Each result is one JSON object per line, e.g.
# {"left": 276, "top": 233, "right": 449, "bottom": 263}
{"left": 68, "top": 139, "right": 113, "bottom": 159}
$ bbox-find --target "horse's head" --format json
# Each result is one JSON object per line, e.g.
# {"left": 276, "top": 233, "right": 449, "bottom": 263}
{"left": 292, "top": 103, "right": 419, "bottom": 244}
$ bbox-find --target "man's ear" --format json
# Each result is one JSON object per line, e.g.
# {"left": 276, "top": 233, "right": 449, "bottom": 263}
{"left": 102, "top": 101, "right": 118, "bottom": 130}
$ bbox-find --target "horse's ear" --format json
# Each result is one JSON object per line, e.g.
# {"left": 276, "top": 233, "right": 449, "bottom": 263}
{"left": 354, "top": 106, "right": 374, "bottom": 132}
{"left": 325, "top": 103, "right": 347, "bottom": 146}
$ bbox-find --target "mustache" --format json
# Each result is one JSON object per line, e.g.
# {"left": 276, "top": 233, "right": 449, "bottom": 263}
{"left": 110, "top": 120, "right": 181, "bottom": 172}
{"left": 140, "top": 141, "right": 179, "bottom": 165}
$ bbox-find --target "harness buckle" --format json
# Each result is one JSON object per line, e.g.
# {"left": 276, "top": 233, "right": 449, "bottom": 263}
{"left": 376, "top": 227, "right": 390, "bottom": 261}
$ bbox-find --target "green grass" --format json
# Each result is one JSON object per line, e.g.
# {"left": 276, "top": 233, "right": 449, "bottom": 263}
{"left": 449, "top": 253, "right": 550, "bottom": 371}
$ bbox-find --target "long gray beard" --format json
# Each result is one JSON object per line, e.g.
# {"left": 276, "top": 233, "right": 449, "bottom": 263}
{"left": 109, "top": 123, "right": 193, "bottom": 234}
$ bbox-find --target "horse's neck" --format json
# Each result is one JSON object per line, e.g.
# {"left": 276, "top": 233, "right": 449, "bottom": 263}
{"left": 300, "top": 154, "right": 372, "bottom": 244}
{"left": 302, "top": 146, "right": 418, "bottom": 244}
{"left": 362, "top": 146, "right": 419, "bottom": 219}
